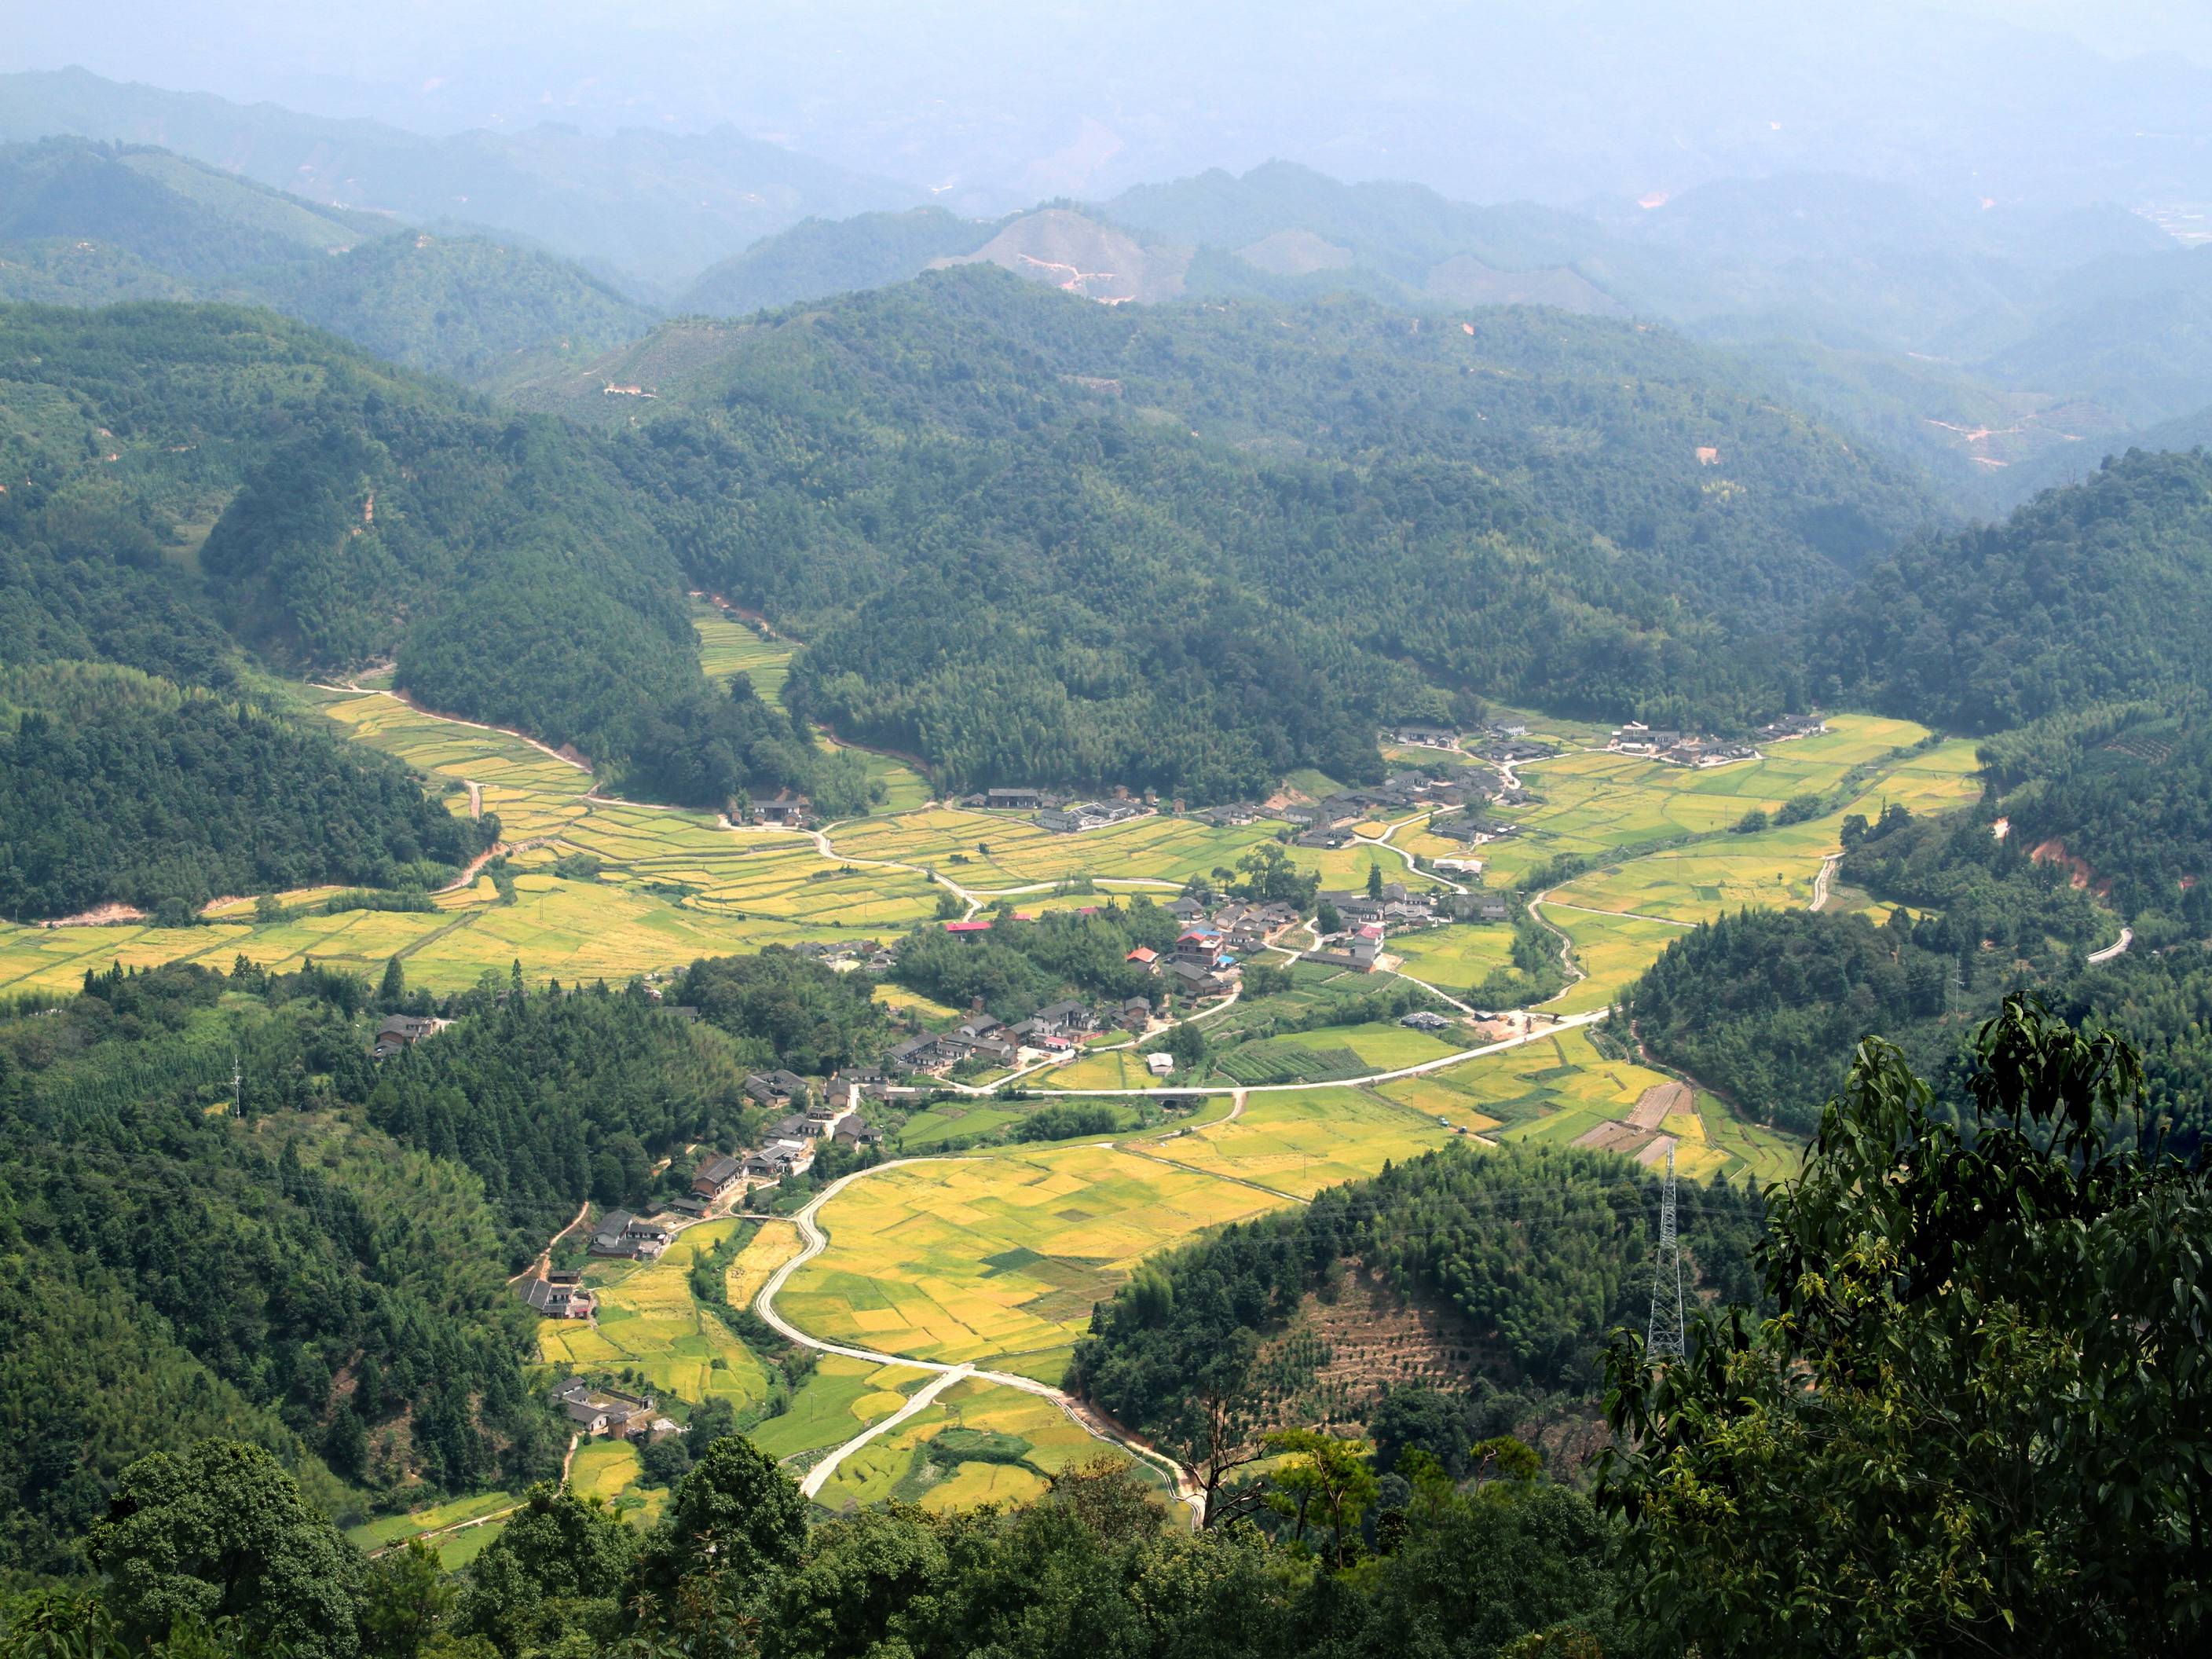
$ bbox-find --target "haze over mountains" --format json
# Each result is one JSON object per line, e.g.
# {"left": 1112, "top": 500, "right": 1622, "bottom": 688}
{"left": 16, "top": 53, "right": 2212, "bottom": 520}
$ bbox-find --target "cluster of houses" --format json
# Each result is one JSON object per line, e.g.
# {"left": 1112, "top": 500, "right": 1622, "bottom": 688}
{"left": 788, "top": 938, "right": 894, "bottom": 972}
{"left": 889, "top": 998, "right": 1122, "bottom": 1075}
{"left": 956, "top": 788, "right": 1152, "bottom": 835}
{"left": 1302, "top": 882, "right": 1511, "bottom": 971}
{"left": 1269, "top": 769, "right": 1508, "bottom": 850}
{"left": 1609, "top": 724, "right": 1760, "bottom": 767}
{"left": 738, "top": 1075, "right": 881, "bottom": 1180}
{"left": 552, "top": 1377, "right": 680, "bottom": 1442}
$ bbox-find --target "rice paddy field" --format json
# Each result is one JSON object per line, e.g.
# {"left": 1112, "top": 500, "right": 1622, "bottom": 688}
{"left": 17, "top": 683, "right": 1953, "bottom": 1518}
{"left": 693, "top": 610, "right": 796, "bottom": 709}
{"left": 749, "top": 1356, "right": 925, "bottom": 1466}
{"left": 777, "top": 1144, "right": 1287, "bottom": 1382}
{"left": 1155, "top": 1087, "right": 1466, "bottom": 1198}
{"left": 537, "top": 1219, "right": 773, "bottom": 1412}
{"left": 808, "top": 1376, "right": 1140, "bottom": 1515}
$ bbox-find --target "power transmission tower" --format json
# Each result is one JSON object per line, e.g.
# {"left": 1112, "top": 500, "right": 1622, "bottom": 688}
{"left": 232, "top": 1050, "right": 244, "bottom": 1119}
{"left": 1646, "top": 1143, "right": 1686, "bottom": 1361}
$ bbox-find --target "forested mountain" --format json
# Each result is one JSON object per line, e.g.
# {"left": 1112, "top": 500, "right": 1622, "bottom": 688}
{"left": 0, "top": 663, "right": 484, "bottom": 920}
{"left": 0, "top": 139, "right": 657, "bottom": 381}
{"left": 1068, "top": 1142, "right": 1764, "bottom": 1459}
{"left": 1810, "top": 449, "right": 2212, "bottom": 730}
{"left": 657, "top": 163, "right": 2209, "bottom": 518}
{"left": 0, "top": 301, "right": 815, "bottom": 811}
{"left": 0, "top": 963, "right": 562, "bottom": 1574}
{"left": 0, "top": 67, "right": 921, "bottom": 291}
{"left": 676, "top": 207, "right": 1003, "bottom": 317}
{"left": 512, "top": 267, "right": 1935, "bottom": 795}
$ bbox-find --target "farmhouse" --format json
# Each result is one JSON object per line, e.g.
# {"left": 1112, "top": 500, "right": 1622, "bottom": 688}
{"left": 371, "top": 1013, "right": 441, "bottom": 1060}
{"left": 743, "top": 1069, "right": 811, "bottom": 1110}
{"left": 1120, "top": 995, "right": 1154, "bottom": 1031}
{"left": 521, "top": 1272, "right": 595, "bottom": 1319}
{"left": 833, "top": 1115, "right": 884, "bottom": 1148}
{"left": 552, "top": 1377, "right": 656, "bottom": 1439}
{"left": 1757, "top": 712, "right": 1826, "bottom": 743}
{"left": 1401, "top": 1010, "right": 1453, "bottom": 1032}
{"left": 1035, "top": 800, "right": 1142, "bottom": 833}
{"left": 588, "top": 1210, "right": 674, "bottom": 1261}
{"left": 1146, "top": 1052, "right": 1177, "bottom": 1077}
{"left": 943, "top": 920, "right": 993, "bottom": 943}
{"left": 1386, "top": 721, "right": 1458, "bottom": 748}
{"left": 745, "top": 1138, "right": 813, "bottom": 1179}
{"left": 983, "top": 787, "right": 1048, "bottom": 810}
{"left": 755, "top": 789, "right": 810, "bottom": 825}
{"left": 1124, "top": 945, "right": 1159, "bottom": 971}
{"left": 690, "top": 1152, "right": 743, "bottom": 1202}
{"left": 890, "top": 1035, "right": 950, "bottom": 1074}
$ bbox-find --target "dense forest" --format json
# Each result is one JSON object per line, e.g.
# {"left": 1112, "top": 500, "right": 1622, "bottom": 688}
{"left": 668, "top": 947, "right": 890, "bottom": 1076}
{"left": 1810, "top": 449, "right": 2212, "bottom": 730}
{"left": 0, "top": 962, "right": 562, "bottom": 1576}
{"left": 0, "top": 300, "right": 820, "bottom": 813}
{"left": 0, "top": 663, "right": 485, "bottom": 919}
{"left": 1067, "top": 1142, "right": 1765, "bottom": 1459}
{"left": 572, "top": 267, "right": 1939, "bottom": 794}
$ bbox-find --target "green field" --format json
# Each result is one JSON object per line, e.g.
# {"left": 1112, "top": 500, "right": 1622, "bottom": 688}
{"left": 1157, "top": 1086, "right": 1465, "bottom": 1198}
{"left": 346, "top": 1491, "right": 520, "bottom": 1553}
{"left": 538, "top": 1219, "right": 773, "bottom": 1411}
{"left": 808, "top": 1378, "right": 1127, "bottom": 1515}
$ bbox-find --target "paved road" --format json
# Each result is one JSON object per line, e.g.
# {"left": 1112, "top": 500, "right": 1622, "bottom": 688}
{"left": 753, "top": 1163, "right": 1207, "bottom": 1519}
{"left": 2088, "top": 926, "right": 2134, "bottom": 965}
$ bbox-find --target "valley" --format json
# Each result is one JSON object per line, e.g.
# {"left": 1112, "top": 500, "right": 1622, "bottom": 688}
{"left": 0, "top": 627, "right": 1975, "bottom": 1548}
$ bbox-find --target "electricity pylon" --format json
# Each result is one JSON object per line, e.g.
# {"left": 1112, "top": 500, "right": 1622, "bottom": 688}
{"left": 1646, "top": 1142, "right": 1686, "bottom": 1361}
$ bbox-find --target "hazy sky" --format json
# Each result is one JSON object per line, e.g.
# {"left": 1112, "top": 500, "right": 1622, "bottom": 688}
{"left": 9, "top": 2, "right": 2212, "bottom": 210}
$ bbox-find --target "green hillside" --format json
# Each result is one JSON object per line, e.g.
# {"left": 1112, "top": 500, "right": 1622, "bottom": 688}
{"left": 0, "top": 138, "right": 657, "bottom": 383}
{"left": 0, "top": 67, "right": 921, "bottom": 289}
{"left": 677, "top": 207, "right": 1000, "bottom": 317}
{"left": 1811, "top": 448, "right": 2212, "bottom": 731}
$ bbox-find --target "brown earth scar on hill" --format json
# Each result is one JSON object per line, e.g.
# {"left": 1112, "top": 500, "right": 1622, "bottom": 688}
{"left": 2029, "top": 837, "right": 2111, "bottom": 896}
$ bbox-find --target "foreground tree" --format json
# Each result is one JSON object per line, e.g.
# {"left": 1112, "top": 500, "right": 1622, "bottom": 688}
{"left": 86, "top": 1441, "right": 364, "bottom": 1659}
{"left": 1600, "top": 997, "right": 2212, "bottom": 1657}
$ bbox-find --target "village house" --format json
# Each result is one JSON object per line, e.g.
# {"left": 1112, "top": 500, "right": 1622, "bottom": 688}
{"left": 588, "top": 1210, "right": 674, "bottom": 1261}
{"left": 553, "top": 1377, "right": 657, "bottom": 1439}
{"left": 1145, "top": 1051, "right": 1177, "bottom": 1077}
{"left": 943, "top": 919, "right": 993, "bottom": 943}
{"left": 890, "top": 1035, "right": 950, "bottom": 1074}
{"left": 1120, "top": 995, "right": 1153, "bottom": 1031}
{"left": 1035, "top": 800, "right": 1142, "bottom": 834}
{"left": 744, "top": 1069, "right": 811, "bottom": 1110}
{"left": 371, "top": 1013, "right": 441, "bottom": 1060}
{"left": 1125, "top": 945, "right": 1159, "bottom": 972}
{"left": 1757, "top": 713, "right": 1826, "bottom": 743}
{"left": 983, "top": 787, "right": 1048, "bottom": 811}
{"left": 522, "top": 1272, "right": 595, "bottom": 1320}
{"left": 1401, "top": 1010, "right": 1453, "bottom": 1033}
{"left": 754, "top": 789, "right": 810, "bottom": 825}
{"left": 833, "top": 1115, "right": 884, "bottom": 1149}
{"left": 1302, "top": 938, "right": 1382, "bottom": 972}
{"left": 1386, "top": 721, "right": 1459, "bottom": 748}
{"left": 745, "top": 1138, "right": 812, "bottom": 1179}
{"left": 690, "top": 1152, "right": 743, "bottom": 1203}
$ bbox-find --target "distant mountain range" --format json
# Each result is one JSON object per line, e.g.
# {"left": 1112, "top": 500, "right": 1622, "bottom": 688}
{"left": 0, "top": 66, "right": 921, "bottom": 291}
{"left": 0, "top": 137, "right": 656, "bottom": 382}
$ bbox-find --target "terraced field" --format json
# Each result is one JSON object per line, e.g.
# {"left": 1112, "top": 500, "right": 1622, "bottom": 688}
{"left": 13, "top": 687, "right": 1997, "bottom": 1517}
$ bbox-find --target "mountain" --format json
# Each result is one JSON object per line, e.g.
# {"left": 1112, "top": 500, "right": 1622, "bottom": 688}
{"left": 0, "top": 138, "right": 657, "bottom": 382}
{"left": 1811, "top": 448, "right": 2212, "bottom": 731}
{"left": 677, "top": 207, "right": 1002, "bottom": 317}
{"left": 0, "top": 300, "right": 821, "bottom": 822}
{"left": 511, "top": 266, "right": 1938, "bottom": 797}
{"left": 0, "top": 67, "right": 923, "bottom": 289}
